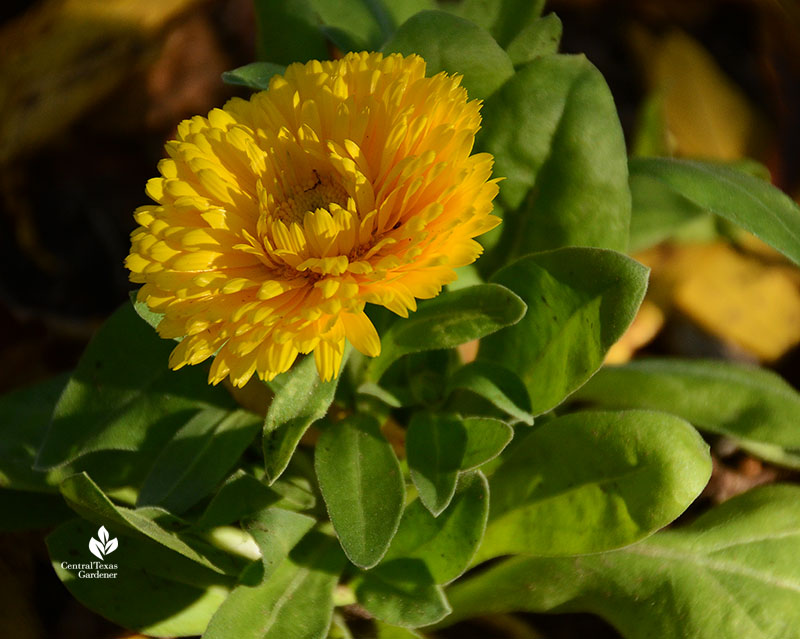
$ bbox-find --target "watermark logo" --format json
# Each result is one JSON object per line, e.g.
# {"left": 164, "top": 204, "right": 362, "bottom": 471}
{"left": 60, "top": 525, "right": 119, "bottom": 579}
{"left": 88, "top": 526, "right": 118, "bottom": 560}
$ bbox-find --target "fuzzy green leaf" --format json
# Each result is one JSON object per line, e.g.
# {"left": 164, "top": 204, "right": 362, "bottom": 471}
{"left": 460, "top": 418, "right": 514, "bottom": 470}
{"left": 253, "top": 0, "right": 328, "bottom": 64}
{"left": 35, "top": 304, "right": 233, "bottom": 471}
{"left": 315, "top": 415, "right": 405, "bottom": 568}
{"left": 479, "top": 248, "right": 649, "bottom": 415}
{"left": 138, "top": 409, "right": 261, "bottom": 513}
{"left": 381, "top": 471, "right": 489, "bottom": 584}
{"left": 382, "top": 10, "right": 514, "bottom": 99}
{"left": 263, "top": 354, "right": 342, "bottom": 484}
{"left": 505, "top": 13, "right": 562, "bottom": 66}
{"left": 479, "top": 55, "right": 630, "bottom": 260}
{"left": 406, "top": 412, "right": 466, "bottom": 515}
{"left": 447, "top": 361, "right": 534, "bottom": 425}
{"left": 365, "top": 284, "right": 526, "bottom": 382}
{"left": 476, "top": 410, "right": 711, "bottom": 561}
{"left": 60, "top": 473, "right": 242, "bottom": 575}
{"left": 443, "top": 0, "right": 545, "bottom": 47}
{"left": 354, "top": 559, "right": 451, "bottom": 628}
{"left": 243, "top": 507, "right": 316, "bottom": 579}
{"left": 0, "top": 374, "right": 67, "bottom": 492}
{"left": 197, "top": 470, "right": 280, "bottom": 529}
{"left": 203, "top": 532, "right": 345, "bottom": 639}
{"left": 445, "top": 485, "right": 800, "bottom": 639}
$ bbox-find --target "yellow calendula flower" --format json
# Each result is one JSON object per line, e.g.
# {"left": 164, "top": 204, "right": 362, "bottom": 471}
{"left": 126, "top": 51, "right": 500, "bottom": 387}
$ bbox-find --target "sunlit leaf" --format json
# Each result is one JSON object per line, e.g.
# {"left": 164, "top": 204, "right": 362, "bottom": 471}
{"left": 315, "top": 415, "right": 405, "bottom": 568}
{"left": 479, "top": 248, "right": 649, "bottom": 415}
{"left": 476, "top": 410, "right": 711, "bottom": 560}
{"left": 445, "top": 485, "right": 800, "bottom": 639}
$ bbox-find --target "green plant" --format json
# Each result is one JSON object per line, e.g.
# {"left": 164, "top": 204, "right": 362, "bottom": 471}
{"left": 3, "top": 2, "right": 800, "bottom": 638}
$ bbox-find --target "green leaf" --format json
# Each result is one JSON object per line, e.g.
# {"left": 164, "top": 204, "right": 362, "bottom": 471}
{"left": 443, "top": 0, "right": 545, "bottom": 47}
{"left": 478, "top": 55, "right": 630, "bottom": 259}
{"left": 310, "top": 0, "right": 393, "bottom": 50}
{"left": 447, "top": 361, "right": 534, "bottom": 425}
{"left": 383, "top": 0, "right": 435, "bottom": 29}
{"left": 629, "top": 172, "right": 711, "bottom": 251}
{"left": 375, "top": 622, "right": 425, "bottom": 639}
{"left": 254, "top": 0, "right": 328, "bottom": 64}
{"left": 138, "top": 408, "right": 261, "bottom": 513}
{"left": 0, "top": 374, "right": 67, "bottom": 492}
{"left": 479, "top": 248, "right": 649, "bottom": 415}
{"left": 60, "top": 473, "right": 241, "bottom": 575}
{"left": 203, "top": 531, "right": 345, "bottom": 639}
{"left": 328, "top": 614, "right": 353, "bottom": 638}
{"left": 48, "top": 519, "right": 230, "bottom": 637}
{"left": 263, "top": 353, "right": 342, "bottom": 484}
{"left": 505, "top": 13, "right": 562, "bottom": 67}
{"left": 36, "top": 303, "right": 233, "bottom": 470}
{"left": 243, "top": 507, "right": 316, "bottom": 580}
{"left": 444, "top": 485, "right": 800, "bottom": 639}
{"left": 382, "top": 10, "right": 514, "bottom": 99}
{"left": 197, "top": 471, "right": 280, "bottom": 528}
{"left": 0, "top": 490, "right": 73, "bottom": 531}
{"left": 381, "top": 471, "right": 489, "bottom": 584}
{"left": 131, "top": 290, "right": 164, "bottom": 332}
{"left": 629, "top": 157, "right": 800, "bottom": 265}
{"left": 406, "top": 413, "right": 466, "bottom": 515}
{"left": 476, "top": 410, "right": 711, "bottom": 561}
{"left": 365, "top": 284, "right": 526, "bottom": 382}
{"left": 315, "top": 415, "right": 405, "bottom": 568}
{"left": 573, "top": 359, "right": 800, "bottom": 449}
{"left": 222, "top": 62, "right": 286, "bottom": 90}
{"left": 460, "top": 418, "right": 514, "bottom": 470}
{"left": 354, "top": 559, "right": 451, "bottom": 628}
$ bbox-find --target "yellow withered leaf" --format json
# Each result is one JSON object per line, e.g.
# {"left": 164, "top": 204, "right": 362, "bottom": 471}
{"left": 632, "top": 28, "right": 767, "bottom": 161}
{"left": 639, "top": 243, "right": 800, "bottom": 362}
{"left": 0, "top": 0, "right": 203, "bottom": 162}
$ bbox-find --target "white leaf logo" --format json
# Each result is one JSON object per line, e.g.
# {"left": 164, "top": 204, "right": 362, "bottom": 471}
{"left": 89, "top": 526, "right": 118, "bottom": 560}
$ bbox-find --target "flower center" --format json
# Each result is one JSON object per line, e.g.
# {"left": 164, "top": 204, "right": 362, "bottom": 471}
{"left": 272, "top": 171, "right": 350, "bottom": 224}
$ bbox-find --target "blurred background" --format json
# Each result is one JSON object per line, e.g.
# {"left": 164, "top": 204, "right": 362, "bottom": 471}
{"left": 0, "top": 0, "right": 799, "bottom": 637}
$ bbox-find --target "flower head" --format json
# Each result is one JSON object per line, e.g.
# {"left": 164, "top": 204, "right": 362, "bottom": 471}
{"left": 126, "top": 51, "right": 500, "bottom": 387}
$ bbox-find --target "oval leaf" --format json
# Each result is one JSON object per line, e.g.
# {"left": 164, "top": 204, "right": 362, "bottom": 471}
{"left": 476, "top": 410, "right": 711, "bottom": 560}
{"left": 203, "top": 532, "right": 345, "bottom": 639}
{"left": 366, "top": 283, "right": 526, "bottom": 382}
{"left": 35, "top": 303, "right": 233, "bottom": 470}
{"left": 406, "top": 413, "right": 466, "bottom": 516}
{"left": 444, "top": 485, "right": 800, "bottom": 639}
{"left": 479, "top": 248, "right": 649, "bottom": 415}
{"left": 354, "top": 560, "right": 451, "bottom": 628}
{"left": 139, "top": 408, "right": 261, "bottom": 513}
{"left": 382, "top": 10, "right": 514, "bottom": 99}
{"left": 446, "top": 361, "right": 534, "bottom": 426}
{"left": 478, "top": 54, "right": 630, "bottom": 260}
{"left": 460, "top": 418, "right": 514, "bottom": 471}
{"left": 381, "top": 471, "right": 489, "bottom": 584}
{"left": 315, "top": 415, "right": 405, "bottom": 568}
{"left": 263, "top": 353, "right": 342, "bottom": 484}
